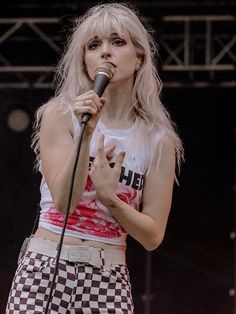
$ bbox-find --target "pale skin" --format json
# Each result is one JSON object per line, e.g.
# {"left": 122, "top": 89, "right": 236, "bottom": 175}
{"left": 35, "top": 31, "right": 176, "bottom": 251}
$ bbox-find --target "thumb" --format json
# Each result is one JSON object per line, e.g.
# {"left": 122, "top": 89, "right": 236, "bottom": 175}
{"left": 100, "top": 97, "right": 106, "bottom": 106}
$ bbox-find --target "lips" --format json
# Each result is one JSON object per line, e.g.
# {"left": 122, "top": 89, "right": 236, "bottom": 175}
{"left": 103, "top": 61, "right": 117, "bottom": 68}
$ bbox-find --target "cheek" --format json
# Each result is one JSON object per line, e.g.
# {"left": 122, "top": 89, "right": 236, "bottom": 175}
{"left": 84, "top": 55, "right": 96, "bottom": 79}
{"left": 123, "top": 56, "right": 137, "bottom": 72}
{"left": 124, "top": 49, "right": 138, "bottom": 69}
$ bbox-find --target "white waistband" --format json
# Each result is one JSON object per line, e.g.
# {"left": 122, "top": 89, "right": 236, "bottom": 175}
{"left": 26, "top": 237, "right": 126, "bottom": 270}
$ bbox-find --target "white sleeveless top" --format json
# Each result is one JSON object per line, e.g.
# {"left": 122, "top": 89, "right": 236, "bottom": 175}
{"left": 38, "top": 100, "right": 164, "bottom": 247}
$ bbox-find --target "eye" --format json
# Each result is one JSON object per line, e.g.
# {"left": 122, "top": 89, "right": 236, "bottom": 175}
{"left": 87, "top": 41, "right": 100, "bottom": 50}
{"left": 112, "top": 38, "right": 126, "bottom": 46}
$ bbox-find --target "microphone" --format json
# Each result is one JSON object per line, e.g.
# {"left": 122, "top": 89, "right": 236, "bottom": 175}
{"left": 81, "top": 63, "right": 115, "bottom": 124}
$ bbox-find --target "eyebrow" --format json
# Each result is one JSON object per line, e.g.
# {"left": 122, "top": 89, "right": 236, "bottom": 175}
{"left": 87, "top": 32, "right": 124, "bottom": 42}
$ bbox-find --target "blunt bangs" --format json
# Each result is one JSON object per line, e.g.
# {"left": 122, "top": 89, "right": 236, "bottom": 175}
{"left": 80, "top": 9, "right": 132, "bottom": 47}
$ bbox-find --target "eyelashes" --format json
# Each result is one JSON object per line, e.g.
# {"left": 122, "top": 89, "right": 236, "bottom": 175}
{"left": 87, "top": 38, "right": 127, "bottom": 50}
{"left": 112, "top": 38, "right": 127, "bottom": 46}
{"left": 87, "top": 41, "right": 100, "bottom": 50}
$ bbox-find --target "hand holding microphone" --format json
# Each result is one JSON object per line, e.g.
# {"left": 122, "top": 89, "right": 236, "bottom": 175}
{"left": 73, "top": 63, "right": 115, "bottom": 129}
{"left": 82, "top": 63, "right": 115, "bottom": 124}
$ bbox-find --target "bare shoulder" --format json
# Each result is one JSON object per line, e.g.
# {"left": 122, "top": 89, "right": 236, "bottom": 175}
{"left": 145, "top": 132, "right": 176, "bottom": 183}
{"left": 151, "top": 132, "right": 175, "bottom": 162}
{"left": 42, "top": 100, "right": 70, "bottom": 121}
{"left": 160, "top": 133, "right": 175, "bottom": 154}
{"left": 39, "top": 100, "right": 75, "bottom": 180}
{"left": 41, "top": 100, "right": 72, "bottom": 133}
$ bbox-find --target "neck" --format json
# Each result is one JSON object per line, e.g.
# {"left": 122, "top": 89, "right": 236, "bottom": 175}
{"left": 101, "top": 80, "right": 134, "bottom": 127}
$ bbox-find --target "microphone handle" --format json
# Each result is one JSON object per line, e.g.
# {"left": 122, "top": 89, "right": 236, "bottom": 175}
{"left": 92, "top": 73, "right": 110, "bottom": 97}
{"left": 81, "top": 73, "right": 110, "bottom": 124}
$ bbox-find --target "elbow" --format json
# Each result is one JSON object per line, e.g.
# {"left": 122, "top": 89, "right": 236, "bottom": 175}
{"left": 143, "top": 234, "right": 164, "bottom": 251}
{"left": 52, "top": 190, "right": 83, "bottom": 214}
{"left": 51, "top": 190, "right": 67, "bottom": 214}
{"left": 53, "top": 201, "right": 66, "bottom": 214}
{"left": 53, "top": 198, "right": 76, "bottom": 215}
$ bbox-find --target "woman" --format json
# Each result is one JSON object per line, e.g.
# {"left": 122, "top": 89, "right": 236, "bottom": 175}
{"left": 6, "top": 3, "right": 183, "bottom": 313}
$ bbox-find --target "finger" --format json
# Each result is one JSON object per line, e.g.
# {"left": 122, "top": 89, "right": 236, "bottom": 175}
{"left": 74, "top": 98, "right": 102, "bottom": 117}
{"left": 74, "top": 92, "right": 101, "bottom": 109}
{"left": 105, "top": 144, "right": 116, "bottom": 158}
{"left": 106, "top": 152, "right": 114, "bottom": 161}
{"left": 114, "top": 151, "right": 126, "bottom": 171}
{"left": 100, "top": 97, "right": 106, "bottom": 106}
{"left": 92, "top": 135, "right": 106, "bottom": 167}
{"left": 74, "top": 104, "right": 97, "bottom": 117}
{"left": 74, "top": 90, "right": 100, "bottom": 101}
{"left": 96, "top": 134, "right": 106, "bottom": 158}
{"left": 75, "top": 98, "right": 98, "bottom": 112}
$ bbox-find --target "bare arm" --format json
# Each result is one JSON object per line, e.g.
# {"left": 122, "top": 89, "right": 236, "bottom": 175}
{"left": 40, "top": 91, "right": 105, "bottom": 213}
{"left": 89, "top": 134, "right": 176, "bottom": 251}
{"left": 39, "top": 103, "right": 92, "bottom": 213}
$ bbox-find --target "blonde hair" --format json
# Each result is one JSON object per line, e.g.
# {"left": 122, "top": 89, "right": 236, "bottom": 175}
{"left": 32, "top": 3, "right": 184, "bottom": 170}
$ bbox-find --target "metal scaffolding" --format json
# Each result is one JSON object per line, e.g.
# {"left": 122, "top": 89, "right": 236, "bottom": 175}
{"left": 0, "top": 14, "right": 235, "bottom": 89}
{"left": 0, "top": 18, "right": 60, "bottom": 89}
{"left": 159, "top": 15, "right": 236, "bottom": 87}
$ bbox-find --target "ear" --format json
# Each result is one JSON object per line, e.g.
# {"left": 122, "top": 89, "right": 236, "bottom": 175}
{"left": 135, "top": 59, "right": 142, "bottom": 71}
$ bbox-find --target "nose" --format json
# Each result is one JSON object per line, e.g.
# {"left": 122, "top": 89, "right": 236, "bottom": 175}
{"left": 101, "top": 51, "right": 111, "bottom": 59}
{"left": 101, "top": 42, "right": 111, "bottom": 59}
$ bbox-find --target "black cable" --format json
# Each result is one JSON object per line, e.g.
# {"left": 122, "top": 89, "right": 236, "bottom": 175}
{"left": 44, "top": 65, "right": 113, "bottom": 312}
{"left": 44, "top": 121, "right": 87, "bottom": 313}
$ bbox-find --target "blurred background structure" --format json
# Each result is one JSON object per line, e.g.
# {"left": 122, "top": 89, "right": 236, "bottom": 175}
{"left": 0, "top": 1, "right": 235, "bottom": 313}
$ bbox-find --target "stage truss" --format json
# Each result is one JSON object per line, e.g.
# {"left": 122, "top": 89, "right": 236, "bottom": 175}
{"left": 0, "top": 14, "right": 235, "bottom": 89}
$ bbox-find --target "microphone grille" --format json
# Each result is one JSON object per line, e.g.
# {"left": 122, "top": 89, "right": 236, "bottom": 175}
{"left": 94, "top": 63, "right": 115, "bottom": 80}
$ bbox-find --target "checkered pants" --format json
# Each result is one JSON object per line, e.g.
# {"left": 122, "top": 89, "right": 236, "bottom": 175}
{"left": 6, "top": 251, "right": 134, "bottom": 313}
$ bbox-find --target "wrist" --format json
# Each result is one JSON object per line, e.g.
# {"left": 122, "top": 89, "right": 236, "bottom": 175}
{"left": 83, "top": 127, "right": 94, "bottom": 139}
{"left": 99, "top": 193, "right": 120, "bottom": 210}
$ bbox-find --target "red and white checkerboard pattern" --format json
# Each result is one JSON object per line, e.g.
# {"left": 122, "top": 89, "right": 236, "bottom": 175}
{"left": 6, "top": 251, "right": 134, "bottom": 313}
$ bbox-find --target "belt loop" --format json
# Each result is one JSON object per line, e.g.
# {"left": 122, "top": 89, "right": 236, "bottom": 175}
{"left": 100, "top": 249, "right": 108, "bottom": 272}
{"left": 103, "top": 248, "right": 113, "bottom": 272}
{"left": 100, "top": 249, "right": 105, "bottom": 266}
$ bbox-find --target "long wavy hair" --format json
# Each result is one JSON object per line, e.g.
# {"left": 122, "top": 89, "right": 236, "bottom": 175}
{"left": 32, "top": 3, "right": 184, "bottom": 170}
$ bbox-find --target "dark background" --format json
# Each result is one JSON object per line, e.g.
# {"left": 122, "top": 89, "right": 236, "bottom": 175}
{"left": 0, "top": 1, "right": 235, "bottom": 313}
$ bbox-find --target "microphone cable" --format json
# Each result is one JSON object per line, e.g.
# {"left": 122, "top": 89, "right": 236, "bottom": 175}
{"left": 44, "top": 121, "right": 87, "bottom": 313}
